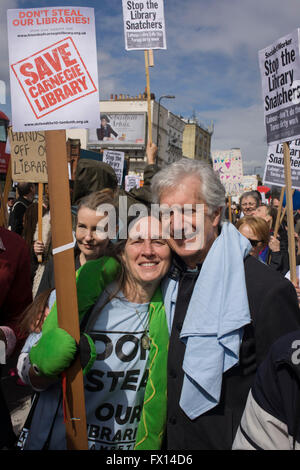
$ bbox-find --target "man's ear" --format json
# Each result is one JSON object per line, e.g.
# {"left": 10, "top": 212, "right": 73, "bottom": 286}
{"left": 212, "top": 207, "right": 222, "bottom": 227}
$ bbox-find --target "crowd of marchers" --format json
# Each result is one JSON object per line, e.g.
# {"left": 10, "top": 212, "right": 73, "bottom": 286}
{"left": 1, "top": 144, "right": 300, "bottom": 450}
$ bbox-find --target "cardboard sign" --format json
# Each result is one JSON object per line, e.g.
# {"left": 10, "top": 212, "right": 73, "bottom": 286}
{"left": 122, "top": 0, "right": 167, "bottom": 50}
{"left": 103, "top": 150, "right": 125, "bottom": 186}
{"left": 263, "top": 140, "right": 300, "bottom": 190}
{"left": 7, "top": 7, "right": 99, "bottom": 132}
{"left": 259, "top": 29, "right": 300, "bottom": 144}
{"left": 240, "top": 175, "right": 258, "bottom": 193}
{"left": 125, "top": 174, "right": 140, "bottom": 191}
{"left": 212, "top": 149, "right": 243, "bottom": 196}
{"left": 8, "top": 128, "right": 48, "bottom": 182}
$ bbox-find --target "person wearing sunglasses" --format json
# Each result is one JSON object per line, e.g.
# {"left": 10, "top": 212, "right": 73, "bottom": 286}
{"left": 236, "top": 216, "right": 270, "bottom": 260}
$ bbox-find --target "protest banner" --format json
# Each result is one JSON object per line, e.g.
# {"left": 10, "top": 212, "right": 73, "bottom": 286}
{"left": 125, "top": 174, "right": 141, "bottom": 191}
{"left": 88, "top": 112, "right": 146, "bottom": 147}
{"left": 103, "top": 150, "right": 125, "bottom": 186}
{"left": 8, "top": 128, "right": 47, "bottom": 183}
{"left": 7, "top": 7, "right": 99, "bottom": 132}
{"left": 212, "top": 149, "right": 243, "bottom": 196}
{"left": 7, "top": 6, "right": 100, "bottom": 450}
{"left": 122, "top": 0, "right": 167, "bottom": 51}
{"left": 258, "top": 29, "right": 300, "bottom": 145}
{"left": 240, "top": 175, "right": 258, "bottom": 193}
{"left": 263, "top": 140, "right": 300, "bottom": 189}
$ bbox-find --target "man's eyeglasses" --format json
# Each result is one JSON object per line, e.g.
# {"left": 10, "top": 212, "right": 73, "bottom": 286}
{"left": 241, "top": 203, "right": 256, "bottom": 208}
{"left": 248, "top": 239, "right": 263, "bottom": 247}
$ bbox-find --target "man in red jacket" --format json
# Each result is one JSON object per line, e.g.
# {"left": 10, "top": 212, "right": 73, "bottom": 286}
{"left": 0, "top": 227, "right": 32, "bottom": 449}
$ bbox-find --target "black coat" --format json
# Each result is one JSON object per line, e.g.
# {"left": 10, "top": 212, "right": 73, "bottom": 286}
{"left": 166, "top": 255, "right": 300, "bottom": 450}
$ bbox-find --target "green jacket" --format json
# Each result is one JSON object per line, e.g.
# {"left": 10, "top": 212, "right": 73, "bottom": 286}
{"left": 43, "top": 256, "right": 168, "bottom": 450}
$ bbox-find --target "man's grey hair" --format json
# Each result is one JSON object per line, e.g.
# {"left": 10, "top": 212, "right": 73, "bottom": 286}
{"left": 151, "top": 158, "right": 226, "bottom": 215}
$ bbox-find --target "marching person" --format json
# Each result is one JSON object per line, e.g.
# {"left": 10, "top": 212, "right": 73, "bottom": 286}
{"left": 9, "top": 182, "right": 35, "bottom": 235}
{"left": 0, "top": 226, "right": 32, "bottom": 449}
{"left": 17, "top": 214, "right": 171, "bottom": 450}
{"left": 151, "top": 158, "right": 300, "bottom": 450}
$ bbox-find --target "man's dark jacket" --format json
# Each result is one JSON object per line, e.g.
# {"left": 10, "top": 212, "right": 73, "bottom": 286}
{"left": 166, "top": 255, "right": 300, "bottom": 450}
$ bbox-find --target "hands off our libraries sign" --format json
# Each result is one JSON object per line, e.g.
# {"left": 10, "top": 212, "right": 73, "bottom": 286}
{"left": 7, "top": 7, "right": 99, "bottom": 132}
{"left": 259, "top": 29, "right": 300, "bottom": 144}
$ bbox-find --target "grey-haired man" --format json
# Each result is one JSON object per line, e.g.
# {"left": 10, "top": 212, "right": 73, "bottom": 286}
{"left": 151, "top": 158, "right": 300, "bottom": 450}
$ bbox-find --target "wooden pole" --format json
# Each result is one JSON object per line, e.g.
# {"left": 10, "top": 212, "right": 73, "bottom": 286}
{"left": 273, "top": 186, "right": 285, "bottom": 239}
{"left": 148, "top": 49, "right": 154, "bottom": 67}
{"left": 283, "top": 142, "right": 297, "bottom": 284}
{"left": 37, "top": 183, "right": 43, "bottom": 263}
{"left": 45, "top": 130, "right": 88, "bottom": 450}
{"left": 280, "top": 189, "right": 295, "bottom": 226}
{"left": 144, "top": 50, "right": 152, "bottom": 144}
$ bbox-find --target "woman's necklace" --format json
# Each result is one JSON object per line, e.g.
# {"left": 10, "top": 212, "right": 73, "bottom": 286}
{"left": 135, "top": 308, "right": 151, "bottom": 350}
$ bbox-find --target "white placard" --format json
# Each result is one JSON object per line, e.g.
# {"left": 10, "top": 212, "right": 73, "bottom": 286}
{"left": 258, "top": 29, "right": 300, "bottom": 144}
{"left": 212, "top": 148, "right": 244, "bottom": 196}
{"left": 122, "top": 0, "right": 166, "bottom": 50}
{"left": 263, "top": 140, "right": 300, "bottom": 189}
{"left": 125, "top": 174, "right": 140, "bottom": 191}
{"left": 7, "top": 7, "right": 100, "bottom": 132}
{"left": 103, "top": 150, "right": 125, "bottom": 186}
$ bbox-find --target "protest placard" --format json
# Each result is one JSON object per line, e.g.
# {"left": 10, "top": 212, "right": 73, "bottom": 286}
{"left": 122, "top": 0, "right": 166, "bottom": 50}
{"left": 258, "top": 29, "right": 300, "bottom": 145}
{"left": 103, "top": 150, "right": 125, "bottom": 186}
{"left": 8, "top": 127, "right": 47, "bottom": 183}
{"left": 241, "top": 175, "right": 258, "bottom": 193}
{"left": 263, "top": 140, "right": 300, "bottom": 190}
{"left": 125, "top": 174, "right": 140, "bottom": 191}
{"left": 7, "top": 7, "right": 99, "bottom": 132}
{"left": 212, "top": 149, "right": 243, "bottom": 196}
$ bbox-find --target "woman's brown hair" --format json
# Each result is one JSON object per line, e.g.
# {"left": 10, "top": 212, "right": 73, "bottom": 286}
{"left": 236, "top": 216, "right": 270, "bottom": 245}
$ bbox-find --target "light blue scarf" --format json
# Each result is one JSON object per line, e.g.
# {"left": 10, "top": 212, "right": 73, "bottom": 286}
{"left": 162, "top": 222, "right": 252, "bottom": 419}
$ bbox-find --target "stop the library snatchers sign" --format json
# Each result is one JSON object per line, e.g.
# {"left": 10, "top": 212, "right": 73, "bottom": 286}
{"left": 11, "top": 37, "right": 97, "bottom": 120}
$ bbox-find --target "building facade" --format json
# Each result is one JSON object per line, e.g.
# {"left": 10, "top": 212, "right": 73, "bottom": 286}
{"left": 66, "top": 94, "right": 185, "bottom": 179}
{"left": 182, "top": 119, "right": 213, "bottom": 163}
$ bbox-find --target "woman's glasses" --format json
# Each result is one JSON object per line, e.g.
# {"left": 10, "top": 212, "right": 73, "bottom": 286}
{"left": 248, "top": 239, "right": 263, "bottom": 247}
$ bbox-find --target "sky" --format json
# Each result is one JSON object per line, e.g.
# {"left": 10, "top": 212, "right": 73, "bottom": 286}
{"left": 1, "top": 0, "right": 300, "bottom": 174}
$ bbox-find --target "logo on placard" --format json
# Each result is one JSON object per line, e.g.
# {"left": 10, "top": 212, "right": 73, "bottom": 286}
{"left": 11, "top": 37, "right": 97, "bottom": 119}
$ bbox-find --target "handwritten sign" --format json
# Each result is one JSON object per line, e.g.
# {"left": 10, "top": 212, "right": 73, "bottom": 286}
{"left": 8, "top": 127, "right": 47, "bottom": 182}
{"left": 212, "top": 148, "right": 243, "bottom": 196}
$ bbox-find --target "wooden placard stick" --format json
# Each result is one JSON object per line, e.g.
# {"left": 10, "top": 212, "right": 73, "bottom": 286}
{"left": 144, "top": 50, "right": 152, "bottom": 144}
{"left": 283, "top": 142, "right": 297, "bottom": 284}
{"left": 148, "top": 49, "right": 154, "bottom": 67}
{"left": 228, "top": 196, "right": 232, "bottom": 223}
{"left": 45, "top": 130, "right": 88, "bottom": 450}
{"left": 273, "top": 186, "right": 285, "bottom": 239}
{"left": 37, "top": 183, "right": 43, "bottom": 263}
{"left": 279, "top": 189, "right": 295, "bottom": 226}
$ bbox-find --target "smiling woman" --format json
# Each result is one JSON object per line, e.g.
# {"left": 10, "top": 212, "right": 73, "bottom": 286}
{"left": 17, "top": 213, "right": 171, "bottom": 450}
